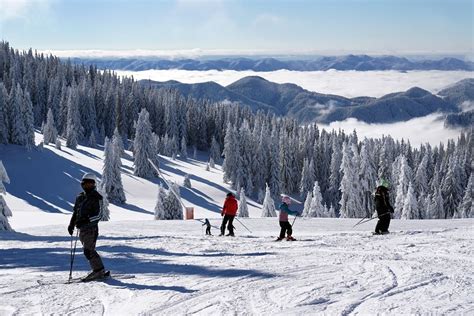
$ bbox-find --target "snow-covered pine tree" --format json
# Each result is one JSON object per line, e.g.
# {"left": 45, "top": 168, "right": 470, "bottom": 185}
{"left": 113, "top": 127, "right": 125, "bottom": 157}
{"left": 43, "top": 108, "right": 58, "bottom": 145}
{"left": 209, "top": 157, "right": 215, "bottom": 169}
{"left": 339, "top": 142, "right": 362, "bottom": 218}
{"left": 97, "top": 186, "right": 110, "bottom": 221}
{"left": 299, "top": 158, "right": 314, "bottom": 198}
{"left": 414, "top": 153, "right": 429, "bottom": 197}
{"left": 133, "top": 108, "right": 156, "bottom": 178}
{"left": 55, "top": 138, "right": 62, "bottom": 150}
{"left": 456, "top": 172, "right": 472, "bottom": 218}
{"left": 154, "top": 184, "right": 167, "bottom": 220}
{"left": 180, "top": 136, "right": 187, "bottom": 160}
{"left": 238, "top": 187, "right": 249, "bottom": 217}
{"left": 302, "top": 191, "right": 312, "bottom": 217}
{"left": 88, "top": 131, "right": 97, "bottom": 147}
{"left": 22, "top": 90, "right": 35, "bottom": 150}
{"left": 441, "top": 155, "right": 463, "bottom": 218}
{"left": 0, "top": 161, "right": 12, "bottom": 231}
{"left": 183, "top": 174, "right": 192, "bottom": 188}
{"left": 394, "top": 155, "right": 413, "bottom": 219}
{"left": 210, "top": 136, "right": 221, "bottom": 162}
{"left": 205, "top": 163, "right": 210, "bottom": 171}
{"left": 261, "top": 183, "right": 276, "bottom": 217}
{"left": 164, "top": 183, "right": 183, "bottom": 220}
{"left": 0, "top": 83, "right": 8, "bottom": 144}
{"left": 328, "top": 204, "right": 336, "bottom": 218}
{"left": 427, "top": 188, "right": 444, "bottom": 219}
{"left": 65, "top": 88, "right": 81, "bottom": 149}
{"left": 308, "top": 181, "right": 325, "bottom": 217}
{"left": 8, "top": 83, "right": 27, "bottom": 146}
{"left": 101, "top": 137, "right": 126, "bottom": 204}
{"left": 401, "top": 182, "right": 418, "bottom": 219}
{"left": 359, "top": 140, "right": 377, "bottom": 216}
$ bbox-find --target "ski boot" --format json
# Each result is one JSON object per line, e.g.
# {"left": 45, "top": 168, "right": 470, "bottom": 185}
{"left": 286, "top": 236, "right": 296, "bottom": 241}
{"left": 275, "top": 237, "right": 284, "bottom": 241}
{"left": 81, "top": 268, "right": 106, "bottom": 282}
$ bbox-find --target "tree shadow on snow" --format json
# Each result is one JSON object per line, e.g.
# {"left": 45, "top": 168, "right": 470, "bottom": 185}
{"left": 103, "top": 278, "right": 197, "bottom": 293}
{"left": 0, "top": 145, "right": 100, "bottom": 214}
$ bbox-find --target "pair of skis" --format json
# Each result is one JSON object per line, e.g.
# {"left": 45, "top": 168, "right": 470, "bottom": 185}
{"left": 37, "top": 271, "right": 135, "bottom": 285}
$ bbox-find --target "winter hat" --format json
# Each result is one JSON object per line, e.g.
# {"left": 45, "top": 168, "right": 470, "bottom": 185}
{"left": 226, "top": 192, "right": 234, "bottom": 198}
{"left": 281, "top": 195, "right": 291, "bottom": 204}
{"left": 377, "top": 178, "right": 389, "bottom": 189}
{"left": 82, "top": 173, "right": 97, "bottom": 183}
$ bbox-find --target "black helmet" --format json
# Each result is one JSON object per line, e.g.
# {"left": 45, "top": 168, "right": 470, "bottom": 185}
{"left": 226, "top": 192, "right": 234, "bottom": 197}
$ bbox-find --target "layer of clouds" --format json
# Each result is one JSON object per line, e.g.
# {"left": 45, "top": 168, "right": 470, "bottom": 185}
{"left": 115, "top": 69, "right": 474, "bottom": 98}
{"left": 319, "top": 114, "right": 462, "bottom": 147}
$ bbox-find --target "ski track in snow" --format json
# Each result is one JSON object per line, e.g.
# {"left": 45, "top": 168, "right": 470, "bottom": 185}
{"left": 0, "top": 220, "right": 472, "bottom": 315}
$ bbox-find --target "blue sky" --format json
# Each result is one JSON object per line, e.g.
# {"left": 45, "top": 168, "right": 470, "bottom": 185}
{"left": 0, "top": 0, "right": 472, "bottom": 56}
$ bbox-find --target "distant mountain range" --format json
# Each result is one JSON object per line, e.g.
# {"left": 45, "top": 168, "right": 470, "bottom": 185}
{"left": 140, "top": 77, "right": 474, "bottom": 127}
{"left": 70, "top": 55, "right": 474, "bottom": 72}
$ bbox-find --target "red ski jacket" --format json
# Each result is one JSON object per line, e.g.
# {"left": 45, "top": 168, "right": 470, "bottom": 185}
{"left": 221, "top": 196, "right": 238, "bottom": 216}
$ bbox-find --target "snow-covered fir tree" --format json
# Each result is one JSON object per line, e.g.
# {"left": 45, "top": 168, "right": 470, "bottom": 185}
{"left": 210, "top": 136, "right": 221, "bottom": 162}
{"left": 183, "top": 174, "right": 192, "bottom": 189}
{"left": 307, "top": 181, "right": 325, "bottom": 217}
{"left": 65, "top": 88, "right": 82, "bottom": 149}
{"left": 238, "top": 187, "right": 249, "bottom": 217}
{"left": 261, "top": 183, "right": 276, "bottom": 217}
{"left": 42, "top": 108, "right": 57, "bottom": 145}
{"left": 113, "top": 128, "right": 125, "bottom": 157}
{"left": 133, "top": 108, "right": 156, "bottom": 178}
{"left": 55, "top": 138, "right": 61, "bottom": 150}
{"left": 401, "top": 182, "right": 418, "bottom": 219}
{"left": 302, "top": 191, "right": 312, "bottom": 217}
{"left": 154, "top": 184, "right": 167, "bottom": 220}
{"left": 163, "top": 183, "right": 183, "bottom": 220}
{"left": 101, "top": 137, "right": 126, "bottom": 204}
{"left": 427, "top": 188, "right": 444, "bottom": 219}
{"left": 0, "top": 83, "right": 8, "bottom": 144}
{"left": 456, "top": 172, "right": 472, "bottom": 218}
{"left": 394, "top": 155, "right": 413, "bottom": 218}
{"left": 88, "top": 131, "right": 97, "bottom": 147}
{"left": 209, "top": 157, "right": 215, "bottom": 169}
{"left": 299, "top": 158, "right": 314, "bottom": 198}
{"left": 339, "top": 142, "right": 363, "bottom": 218}
{"left": 97, "top": 186, "right": 110, "bottom": 221}
{"left": 0, "top": 161, "right": 12, "bottom": 231}
{"left": 180, "top": 136, "right": 187, "bottom": 160}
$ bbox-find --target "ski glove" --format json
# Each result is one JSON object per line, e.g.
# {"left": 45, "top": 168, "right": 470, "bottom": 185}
{"left": 67, "top": 224, "right": 74, "bottom": 236}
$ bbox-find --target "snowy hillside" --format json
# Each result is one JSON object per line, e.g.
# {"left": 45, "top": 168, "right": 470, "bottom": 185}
{"left": 1, "top": 133, "right": 261, "bottom": 230}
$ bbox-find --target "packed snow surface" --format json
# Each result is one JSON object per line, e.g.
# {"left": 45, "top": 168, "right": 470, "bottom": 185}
{"left": 0, "top": 220, "right": 472, "bottom": 315}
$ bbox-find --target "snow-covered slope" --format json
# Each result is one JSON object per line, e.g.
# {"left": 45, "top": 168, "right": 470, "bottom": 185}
{"left": 0, "top": 220, "right": 472, "bottom": 315}
{"left": 0, "top": 134, "right": 473, "bottom": 315}
{"left": 0, "top": 133, "right": 263, "bottom": 230}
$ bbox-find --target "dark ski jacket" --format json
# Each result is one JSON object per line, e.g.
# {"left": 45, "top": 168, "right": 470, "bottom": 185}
{"left": 374, "top": 186, "right": 394, "bottom": 218}
{"left": 69, "top": 189, "right": 103, "bottom": 229}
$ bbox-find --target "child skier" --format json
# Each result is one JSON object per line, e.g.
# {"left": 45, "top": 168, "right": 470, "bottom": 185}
{"left": 374, "top": 179, "right": 394, "bottom": 235}
{"left": 203, "top": 218, "right": 212, "bottom": 235}
{"left": 68, "top": 173, "right": 107, "bottom": 281}
{"left": 276, "top": 195, "right": 299, "bottom": 241}
{"left": 220, "top": 192, "right": 238, "bottom": 236}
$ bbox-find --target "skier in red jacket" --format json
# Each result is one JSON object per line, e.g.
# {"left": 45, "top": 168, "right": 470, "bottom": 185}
{"left": 220, "top": 192, "right": 238, "bottom": 236}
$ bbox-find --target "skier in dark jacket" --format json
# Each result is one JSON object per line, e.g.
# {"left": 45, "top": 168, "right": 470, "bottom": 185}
{"left": 220, "top": 193, "right": 238, "bottom": 236}
{"left": 68, "top": 173, "right": 106, "bottom": 281}
{"left": 276, "top": 195, "right": 299, "bottom": 241}
{"left": 374, "top": 179, "right": 394, "bottom": 235}
{"left": 203, "top": 218, "right": 212, "bottom": 235}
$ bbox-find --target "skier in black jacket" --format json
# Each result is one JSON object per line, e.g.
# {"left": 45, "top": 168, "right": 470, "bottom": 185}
{"left": 68, "top": 173, "right": 106, "bottom": 281}
{"left": 374, "top": 179, "right": 394, "bottom": 235}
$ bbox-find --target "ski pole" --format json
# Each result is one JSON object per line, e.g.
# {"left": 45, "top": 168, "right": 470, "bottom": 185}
{"left": 353, "top": 212, "right": 390, "bottom": 227}
{"left": 234, "top": 217, "right": 252, "bottom": 233}
{"left": 352, "top": 215, "right": 370, "bottom": 228}
{"left": 291, "top": 215, "right": 297, "bottom": 228}
{"left": 68, "top": 230, "right": 79, "bottom": 282}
